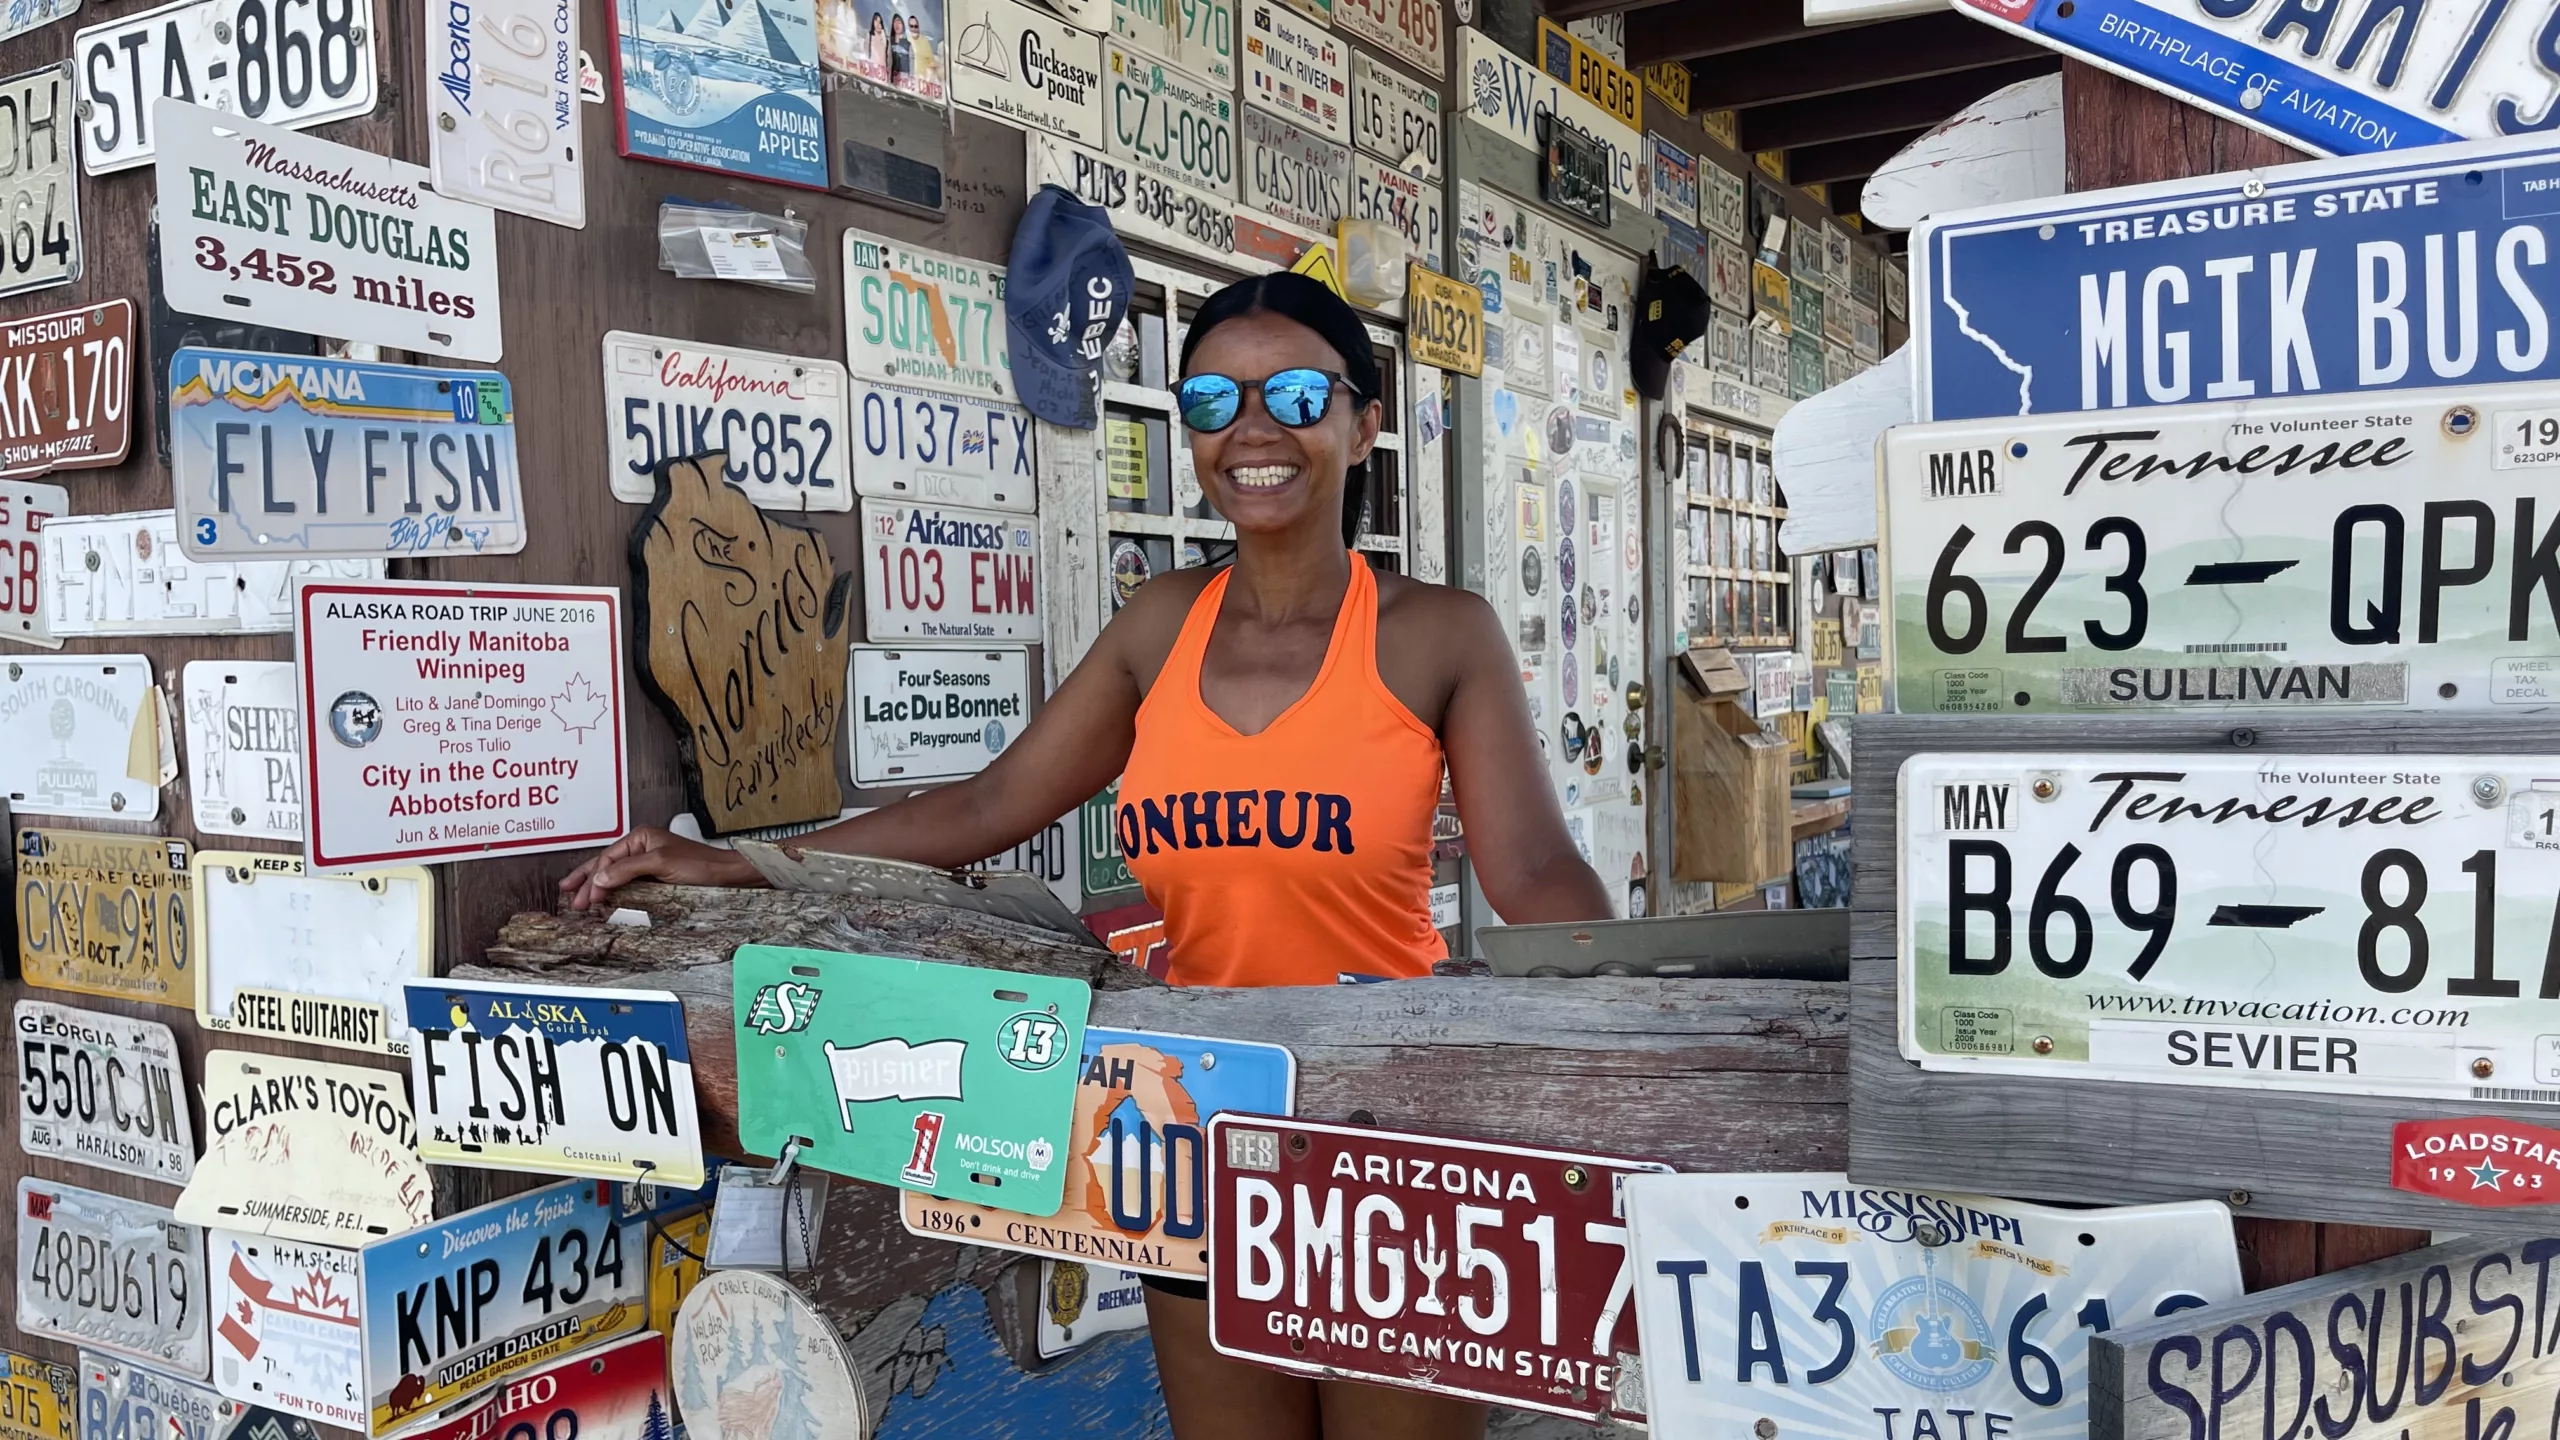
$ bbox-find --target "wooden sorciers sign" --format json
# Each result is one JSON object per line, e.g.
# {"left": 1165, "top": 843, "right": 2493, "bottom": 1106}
{"left": 2090, "top": 1234, "right": 2559, "bottom": 1440}
{"left": 632, "top": 453, "right": 853, "bottom": 837}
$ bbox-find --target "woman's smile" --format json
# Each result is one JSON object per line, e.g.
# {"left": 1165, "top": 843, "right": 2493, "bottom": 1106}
{"left": 1225, "top": 463, "right": 1303, "bottom": 493}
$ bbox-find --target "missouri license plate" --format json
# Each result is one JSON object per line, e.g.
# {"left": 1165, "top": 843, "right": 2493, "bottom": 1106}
{"left": 1206, "top": 1115, "right": 1667, "bottom": 1418}
{"left": 0, "top": 302, "right": 132, "bottom": 483}
{"left": 17, "top": 828, "right": 192, "bottom": 1005}
{"left": 14, "top": 999, "right": 194, "bottom": 1183}
{"left": 1902, "top": 752, "right": 2560, "bottom": 1101}
{"left": 1885, "top": 383, "right": 2557, "bottom": 714}
{"left": 17, "top": 1180, "right": 208, "bottom": 1377}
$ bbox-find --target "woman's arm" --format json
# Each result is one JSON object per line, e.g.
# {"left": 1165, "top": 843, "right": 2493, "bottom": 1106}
{"left": 1434, "top": 590, "right": 1616, "bottom": 924}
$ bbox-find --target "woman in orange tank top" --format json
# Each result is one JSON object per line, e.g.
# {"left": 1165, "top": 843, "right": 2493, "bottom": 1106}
{"left": 562, "top": 272, "right": 1613, "bottom": 1438}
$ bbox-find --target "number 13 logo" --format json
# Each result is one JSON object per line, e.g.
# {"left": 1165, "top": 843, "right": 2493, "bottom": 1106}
{"left": 999, "top": 1011, "right": 1067, "bottom": 1071}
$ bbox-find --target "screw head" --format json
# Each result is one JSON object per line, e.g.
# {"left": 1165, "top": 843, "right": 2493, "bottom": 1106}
{"left": 438, "top": 113, "right": 456, "bottom": 131}
{"left": 2230, "top": 727, "right": 2257, "bottom": 748}
{"left": 2031, "top": 778, "right": 2057, "bottom": 801}
{"left": 2473, "top": 775, "right": 2506, "bottom": 806}
{"left": 1756, "top": 1422, "right": 1779, "bottom": 1439}
{"left": 2228, "top": 1189, "right": 2252, "bottom": 1206}
{"left": 2032, "top": 1035, "right": 2055, "bottom": 1055}
{"left": 2446, "top": 406, "right": 2479, "bottom": 437}
{"left": 1914, "top": 1221, "right": 1948, "bottom": 1248}
{"left": 2473, "top": 1056, "right": 2497, "bottom": 1079}
{"left": 1562, "top": 1165, "right": 1589, "bottom": 1191}
{"left": 212, "top": 18, "right": 230, "bottom": 38}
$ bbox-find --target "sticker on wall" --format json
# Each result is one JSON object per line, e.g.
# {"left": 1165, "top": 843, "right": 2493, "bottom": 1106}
{"left": 46, "top": 511, "right": 384, "bottom": 638}
{"left": 180, "top": 661, "right": 301, "bottom": 840}
{"left": 842, "top": 225, "right": 1014, "bottom": 402}
{"left": 602, "top": 332, "right": 851, "bottom": 511}
{"left": 950, "top": 0, "right": 1105, "bottom": 146}
{"left": 0, "top": 657, "right": 162, "bottom": 821}
{"left": 177, "top": 1051, "right": 431, "bottom": 1248}
{"left": 611, "top": 0, "right": 826, "bottom": 188}
{"left": 154, "top": 100, "right": 504, "bottom": 360}
{"left": 1035, "top": 1262, "right": 1150, "bottom": 1358}
{"left": 14, "top": 999, "right": 195, "bottom": 1184}
{"left": 430, "top": 0, "right": 586, "bottom": 227}
{"left": 847, "top": 644, "right": 1030, "bottom": 783}
{"left": 193, "top": 852, "right": 432, "bottom": 1054}
{"left": 406, "top": 977, "right": 707, "bottom": 1188}
{"left": 1241, "top": 0, "right": 1344, "bottom": 143}
{"left": 633, "top": 453, "right": 850, "bottom": 837}
{"left": 207, "top": 1230, "right": 363, "bottom": 1431}
{"left": 18, "top": 1181, "right": 208, "bottom": 1377}
{"left": 73, "top": 0, "right": 382, "bottom": 175}
{"left": 861, "top": 499, "right": 1040, "bottom": 642}
{"left": 671, "top": 1272, "right": 865, "bottom": 1440}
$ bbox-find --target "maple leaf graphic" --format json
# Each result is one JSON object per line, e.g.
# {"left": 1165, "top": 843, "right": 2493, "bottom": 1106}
{"left": 550, "top": 673, "right": 610, "bottom": 742}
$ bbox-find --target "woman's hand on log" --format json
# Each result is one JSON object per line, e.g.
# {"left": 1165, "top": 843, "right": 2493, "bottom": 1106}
{"left": 559, "top": 827, "right": 767, "bottom": 911}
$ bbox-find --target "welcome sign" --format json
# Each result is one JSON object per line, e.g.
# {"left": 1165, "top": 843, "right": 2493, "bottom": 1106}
{"left": 1457, "top": 28, "right": 1640, "bottom": 211}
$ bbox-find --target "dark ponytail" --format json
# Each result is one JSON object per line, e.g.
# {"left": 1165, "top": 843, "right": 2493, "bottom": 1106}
{"left": 1177, "top": 272, "right": 1379, "bottom": 548}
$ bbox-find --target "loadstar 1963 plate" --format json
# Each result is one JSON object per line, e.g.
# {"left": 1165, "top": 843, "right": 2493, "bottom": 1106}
{"left": 406, "top": 977, "right": 705, "bottom": 1188}
{"left": 862, "top": 499, "right": 1039, "bottom": 642}
{"left": 1622, "top": 1173, "right": 2242, "bottom": 1439}
{"left": 602, "top": 333, "right": 849, "bottom": 512}
{"left": 72, "top": 0, "right": 379, "bottom": 174}
{"left": 1105, "top": 44, "right": 1236, "bottom": 200}
{"left": 1886, "top": 383, "right": 2560, "bottom": 714}
{"left": 358, "top": 1178, "right": 647, "bottom": 1434}
{"left": 903, "top": 1027, "right": 1296, "bottom": 1276}
{"left": 193, "top": 853, "right": 431, "bottom": 1054}
{"left": 18, "top": 1180, "right": 209, "bottom": 1378}
{"left": 1, "top": 1349, "right": 72, "bottom": 1440}
{"left": 851, "top": 377, "right": 1034, "bottom": 513}
{"left": 1206, "top": 1115, "right": 1670, "bottom": 1419}
{"left": 171, "top": 349, "right": 525, "bottom": 560}
{"left": 15, "top": 1000, "right": 194, "bottom": 1184}
{"left": 18, "top": 828, "right": 192, "bottom": 1005}
{"left": 1900, "top": 752, "right": 2560, "bottom": 1103}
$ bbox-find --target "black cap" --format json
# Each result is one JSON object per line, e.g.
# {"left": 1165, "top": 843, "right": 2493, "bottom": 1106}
{"left": 1631, "top": 259, "right": 1711, "bottom": 401}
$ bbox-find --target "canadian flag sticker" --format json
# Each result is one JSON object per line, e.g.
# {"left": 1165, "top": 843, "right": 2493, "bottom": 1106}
{"left": 2392, "top": 1117, "right": 2560, "bottom": 1207}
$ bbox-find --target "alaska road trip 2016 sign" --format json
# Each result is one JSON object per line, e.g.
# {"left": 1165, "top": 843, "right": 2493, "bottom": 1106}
{"left": 734, "top": 945, "right": 1091, "bottom": 1216}
{"left": 633, "top": 453, "right": 850, "bottom": 837}
{"left": 1911, "top": 133, "right": 2560, "bottom": 423}
{"left": 297, "top": 580, "right": 626, "bottom": 871}
{"left": 1881, "top": 381, "right": 2560, "bottom": 715}
{"left": 2086, "top": 1234, "right": 2560, "bottom": 1440}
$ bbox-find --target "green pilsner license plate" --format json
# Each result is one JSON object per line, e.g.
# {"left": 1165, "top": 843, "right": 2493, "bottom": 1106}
{"left": 733, "top": 945, "right": 1090, "bottom": 1216}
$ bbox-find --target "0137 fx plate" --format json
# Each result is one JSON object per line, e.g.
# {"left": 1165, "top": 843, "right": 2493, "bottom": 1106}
{"left": 16, "top": 828, "right": 190, "bottom": 1004}
{"left": 1886, "top": 383, "right": 2560, "bottom": 715}
{"left": 1622, "top": 1172, "right": 2242, "bottom": 1440}
{"left": 849, "top": 377, "right": 1035, "bottom": 513}
{"left": 14, "top": 999, "right": 194, "bottom": 1184}
{"left": 1901, "top": 752, "right": 2560, "bottom": 1104}
{"left": 18, "top": 1179, "right": 209, "bottom": 1377}
{"left": 193, "top": 853, "right": 431, "bottom": 1054}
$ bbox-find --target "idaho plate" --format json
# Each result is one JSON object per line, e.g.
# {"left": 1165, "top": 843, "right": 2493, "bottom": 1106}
{"left": 14, "top": 999, "right": 195, "bottom": 1184}
{"left": 16, "top": 828, "right": 192, "bottom": 1005}
{"left": 733, "top": 945, "right": 1089, "bottom": 1215}
{"left": 1621, "top": 1173, "right": 2242, "bottom": 1439}
{"left": 193, "top": 853, "right": 431, "bottom": 1054}
{"left": 386, "top": 1332, "right": 669, "bottom": 1440}
{"left": 1205, "top": 1115, "right": 1669, "bottom": 1419}
{"left": 17, "top": 1179, "right": 209, "bottom": 1377}
{"left": 0, "top": 1349, "right": 72, "bottom": 1440}
{"left": 904, "top": 1026, "right": 1295, "bottom": 1277}
{"left": 406, "top": 977, "right": 706, "bottom": 1188}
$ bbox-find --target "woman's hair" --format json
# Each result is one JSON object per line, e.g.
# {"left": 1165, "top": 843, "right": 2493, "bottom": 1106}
{"left": 1177, "top": 272, "right": 1379, "bottom": 547}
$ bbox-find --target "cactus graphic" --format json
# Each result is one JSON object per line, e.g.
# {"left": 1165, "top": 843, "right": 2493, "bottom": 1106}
{"left": 1411, "top": 1215, "right": 1449, "bottom": 1316}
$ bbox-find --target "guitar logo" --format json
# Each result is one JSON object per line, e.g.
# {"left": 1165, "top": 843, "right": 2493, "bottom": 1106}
{"left": 1870, "top": 1241, "right": 1994, "bottom": 1392}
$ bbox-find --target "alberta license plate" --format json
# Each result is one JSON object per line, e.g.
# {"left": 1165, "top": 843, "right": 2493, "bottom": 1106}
{"left": 1622, "top": 1173, "right": 2242, "bottom": 1439}
{"left": 1885, "top": 383, "right": 2560, "bottom": 714}
{"left": 424, "top": 0, "right": 581, "bottom": 227}
{"left": 14, "top": 999, "right": 195, "bottom": 1183}
{"left": 849, "top": 378, "right": 1035, "bottom": 513}
{"left": 1206, "top": 1115, "right": 1668, "bottom": 1418}
{"left": 17, "top": 1180, "right": 209, "bottom": 1377}
{"left": 17, "top": 828, "right": 193, "bottom": 1005}
{"left": 71, "top": 0, "right": 379, "bottom": 174}
{"left": 1902, "top": 752, "right": 2560, "bottom": 1101}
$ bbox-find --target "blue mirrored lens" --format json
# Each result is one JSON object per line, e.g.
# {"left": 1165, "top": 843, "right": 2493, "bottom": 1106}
{"left": 1261, "top": 369, "right": 1334, "bottom": 426}
{"left": 1177, "top": 375, "right": 1242, "bottom": 432}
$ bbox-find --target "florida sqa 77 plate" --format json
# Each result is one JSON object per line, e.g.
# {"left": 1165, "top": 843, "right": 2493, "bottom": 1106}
{"left": 1900, "top": 752, "right": 2560, "bottom": 1103}
{"left": 1622, "top": 1173, "right": 2241, "bottom": 1439}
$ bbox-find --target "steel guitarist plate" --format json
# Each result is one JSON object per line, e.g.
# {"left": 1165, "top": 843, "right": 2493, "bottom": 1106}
{"left": 17, "top": 828, "right": 191, "bottom": 1004}
{"left": 14, "top": 999, "right": 195, "bottom": 1184}
{"left": 1206, "top": 1115, "right": 1670, "bottom": 1418}
{"left": 192, "top": 853, "right": 431, "bottom": 1054}
{"left": 1622, "top": 1173, "right": 2241, "bottom": 1439}
{"left": 849, "top": 377, "right": 1034, "bottom": 512}
{"left": 17, "top": 1180, "right": 209, "bottom": 1377}
{"left": 1885, "top": 383, "right": 2560, "bottom": 714}
{"left": 601, "top": 332, "right": 850, "bottom": 512}
{"left": 72, "top": 0, "right": 379, "bottom": 174}
{"left": 903, "top": 1027, "right": 1296, "bottom": 1276}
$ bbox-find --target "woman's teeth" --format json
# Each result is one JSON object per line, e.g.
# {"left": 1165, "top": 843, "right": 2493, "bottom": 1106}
{"left": 1227, "top": 465, "right": 1299, "bottom": 491}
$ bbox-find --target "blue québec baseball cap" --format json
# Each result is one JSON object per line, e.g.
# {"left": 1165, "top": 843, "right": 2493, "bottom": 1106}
{"left": 1006, "top": 184, "right": 1135, "bottom": 429}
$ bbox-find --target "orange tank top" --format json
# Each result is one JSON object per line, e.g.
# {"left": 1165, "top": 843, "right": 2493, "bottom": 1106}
{"left": 1115, "top": 557, "right": 1447, "bottom": 987}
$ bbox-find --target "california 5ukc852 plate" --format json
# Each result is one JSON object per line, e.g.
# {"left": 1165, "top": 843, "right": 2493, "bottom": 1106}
{"left": 18, "top": 1179, "right": 209, "bottom": 1378}
{"left": 1206, "top": 1114, "right": 1669, "bottom": 1419}
{"left": 15, "top": 999, "right": 195, "bottom": 1184}
{"left": 1621, "top": 1173, "right": 2242, "bottom": 1440}
{"left": 1901, "top": 752, "right": 2560, "bottom": 1103}
{"left": 601, "top": 332, "right": 850, "bottom": 512}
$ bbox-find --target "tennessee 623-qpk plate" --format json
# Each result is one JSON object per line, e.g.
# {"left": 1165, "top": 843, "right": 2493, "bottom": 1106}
{"left": 1901, "top": 752, "right": 2560, "bottom": 1104}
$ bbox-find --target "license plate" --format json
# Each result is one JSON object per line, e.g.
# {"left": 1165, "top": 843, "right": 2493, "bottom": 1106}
{"left": 0, "top": 1349, "right": 72, "bottom": 1440}
{"left": 1622, "top": 1173, "right": 2243, "bottom": 1439}
{"left": 73, "top": 0, "right": 378, "bottom": 174}
{"left": 861, "top": 499, "right": 1038, "bottom": 642}
{"left": 178, "top": 660, "right": 299, "bottom": 839}
{"left": 18, "top": 1180, "right": 209, "bottom": 1377}
{"left": 1105, "top": 43, "right": 1237, "bottom": 200}
{"left": 734, "top": 944, "right": 1090, "bottom": 1215}
{"left": 1350, "top": 157, "right": 1443, "bottom": 262}
{"left": 46, "top": 511, "right": 382, "bottom": 638}
{"left": 0, "top": 303, "right": 133, "bottom": 484}
{"left": 1886, "top": 385, "right": 2557, "bottom": 714}
{"left": 602, "top": 332, "right": 850, "bottom": 512}
{"left": 1025, "top": 131, "right": 1236, "bottom": 269}
{"left": 386, "top": 1332, "right": 667, "bottom": 1440}
{"left": 1241, "top": 0, "right": 1345, "bottom": 143}
{"left": 903, "top": 1027, "right": 1296, "bottom": 1276}
{"left": 406, "top": 977, "right": 705, "bottom": 1188}
{"left": 0, "top": 66, "right": 80, "bottom": 298}
{"left": 947, "top": 0, "right": 1106, "bottom": 148}
{"left": 426, "top": 0, "right": 584, "bottom": 227}
{"left": 14, "top": 999, "right": 194, "bottom": 1183}
{"left": 207, "top": 1230, "right": 361, "bottom": 1430}
{"left": 178, "top": 1052, "right": 431, "bottom": 1249}
{"left": 170, "top": 349, "right": 523, "bottom": 559}
{"left": 1205, "top": 1115, "right": 1668, "bottom": 1418}
{"left": 1897, "top": 752, "right": 2560, "bottom": 1101}
{"left": 0, "top": 481, "right": 63, "bottom": 648}
{"left": 841, "top": 226, "right": 1013, "bottom": 405}
{"left": 358, "top": 1178, "right": 644, "bottom": 1433}
{"left": 18, "top": 828, "right": 190, "bottom": 1002}
{"left": 850, "top": 378, "right": 1034, "bottom": 513}
{"left": 1171, "top": 0, "right": 1233, "bottom": 85}
{"left": 192, "top": 853, "right": 430, "bottom": 1054}
{"left": 1349, "top": 50, "right": 1437, "bottom": 178}
{"left": 847, "top": 644, "right": 1030, "bottom": 783}
{"left": 1335, "top": 0, "right": 1440, "bottom": 82}
{"left": 81, "top": 1354, "right": 310, "bottom": 1440}
{"left": 1241, "top": 106, "right": 1347, "bottom": 235}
